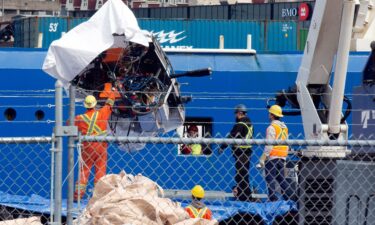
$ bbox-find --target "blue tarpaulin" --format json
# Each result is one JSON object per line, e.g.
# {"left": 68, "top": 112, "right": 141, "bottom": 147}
{"left": 0, "top": 191, "right": 297, "bottom": 225}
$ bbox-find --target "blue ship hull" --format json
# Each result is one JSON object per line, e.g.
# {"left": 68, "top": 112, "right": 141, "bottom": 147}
{"left": 0, "top": 49, "right": 370, "bottom": 199}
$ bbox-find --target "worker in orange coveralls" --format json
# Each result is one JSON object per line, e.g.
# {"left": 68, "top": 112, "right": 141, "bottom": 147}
{"left": 74, "top": 87, "right": 116, "bottom": 201}
{"left": 185, "top": 185, "right": 213, "bottom": 220}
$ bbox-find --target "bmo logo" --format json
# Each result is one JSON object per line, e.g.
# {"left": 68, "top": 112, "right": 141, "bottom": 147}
{"left": 299, "top": 3, "right": 310, "bottom": 21}
{"left": 280, "top": 3, "right": 311, "bottom": 20}
{"left": 281, "top": 8, "right": 298, "bottom": 18}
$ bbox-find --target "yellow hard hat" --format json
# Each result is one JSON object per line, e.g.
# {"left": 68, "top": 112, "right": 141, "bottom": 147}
{"left": 268, "top": 105, "right": 283, "bottom": 117}
{"left": 84, "top": 95, "right": 97, "bottom": 109}
{"left": 191, "top": 185, "right": 205, "bottom": 199}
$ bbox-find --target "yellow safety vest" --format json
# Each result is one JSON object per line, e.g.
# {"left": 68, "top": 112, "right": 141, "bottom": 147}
{"left": 270, "top": 123, "right": 288, "bottom": 157}
{"left": 238, "top": 122, "right": 253, "bottom": 149}
{"left": 190, "top": 144, "right": 202, "bottom": 155}
{"left": 186, "top": 205, "right": 208, "bottom": 218}
{"left": 80, "top": 111, "right": 107, "bottom": 136}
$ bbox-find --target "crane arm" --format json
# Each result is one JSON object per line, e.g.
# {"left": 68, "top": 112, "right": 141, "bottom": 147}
{"left": 294, "top": 0, "right": 356, "bottom": 157}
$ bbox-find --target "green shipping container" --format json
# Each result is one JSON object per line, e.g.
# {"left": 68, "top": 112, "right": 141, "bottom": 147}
{"left": 299, "top": 28, "right": 308, "bottom": 51}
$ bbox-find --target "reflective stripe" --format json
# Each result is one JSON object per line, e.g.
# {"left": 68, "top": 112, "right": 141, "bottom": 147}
{"left": 238, "top": 122, "right": 253, "bottom": 149}
{"left": 106, "top": 98, "right": 114, "bottom": 106}
{"left": 186, "top": 205, "right": 208, "bottom": 218}
{"left": 198, "top": 207, "right": 208, "bottom": 218}
{"left": 75, "top": 183, "right": 87, "bottom": 191}
{"left": 270, "top": 123, "right": 289, "bottom": 157}
{"left": 87, "top": 111, "right": 98, "bottom": 135}
{"left": 80, "top": 111, "right": 107, "bottom": 136}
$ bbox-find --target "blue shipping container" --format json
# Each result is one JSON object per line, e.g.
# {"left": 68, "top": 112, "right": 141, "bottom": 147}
{"left": 139, "top": 19, "right": 265, "bottom": 50}
{"left": 68, "top": 17, "right": 88, "bottom": 31}
{"left": 266, "top": 21, "right": 297, "bottom": 51}
{"left": 13, "top": 17, "right": 300, "bottom": 52}
{"left": 37, "top": 17, "right": 68, "bottom": 48}
{"left": 69, "top": 18, "right": 266, "bottom": 50}
{"left": 13, "top": 17, "right": 68, "bottom": 48}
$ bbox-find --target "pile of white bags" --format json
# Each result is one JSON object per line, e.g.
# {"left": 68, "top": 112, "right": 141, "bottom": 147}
{"left": 74, "top": 172, "right": 218, "bottom": 225}
{"left": 0, "top": 217, "right": 42, "bottom": 225}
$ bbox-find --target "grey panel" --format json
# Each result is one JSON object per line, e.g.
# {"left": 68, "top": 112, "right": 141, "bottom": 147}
{"left": 334, "top": 161, "right": 375, "bottom": 225}
{"left": 133, "top": 8, "right": 149, "bottom": 18}
{"left": 347, "top": 196, "right": 361, "bottom": 225}
{"left": 365, "top": 196, "right": 375, "bottom": 225}
{"left": 299, "top": 160, "right": 375, "bottom": 225}
{"left": 253, "top": 4, "right": 260, "bottom": 21}
{"left": 149, "top": 8, "right": 162, "bottom": 18}
{"left": 299, "top": 158, "right": 337, "bottom": 225}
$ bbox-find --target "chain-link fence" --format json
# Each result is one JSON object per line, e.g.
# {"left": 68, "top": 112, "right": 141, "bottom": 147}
{"left": 65, "top": 136, "right": 374, "bottom": 225}
{"left": 0, "top": 86, "right": 374, "bottom": 225}
{"left": 0, "top": 137, "right": 53, "bottom": 224}
{"left": 0, "top": 133, "right": 374, "bottom": 225}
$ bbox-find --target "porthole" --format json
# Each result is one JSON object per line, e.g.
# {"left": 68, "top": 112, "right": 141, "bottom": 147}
{"left": 4, "top": 108, "right": 16, "bottom": 121}
{"left": 35, "top": 110, "right": 45, "bottom": 121}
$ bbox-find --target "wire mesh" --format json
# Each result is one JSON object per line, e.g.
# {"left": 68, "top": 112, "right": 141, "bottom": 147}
{"left": 70, "top": 135, "right": 375, "bottom": 225}
{"left": 0, "top": 137, "right": 52, "bottom": 224}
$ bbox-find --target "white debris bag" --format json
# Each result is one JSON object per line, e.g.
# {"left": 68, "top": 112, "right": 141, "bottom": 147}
{"left": 0, "top": 217, "right": 42, "bottom": 225}
{"left": 74, "top": 171, "right": 218, "bottom": 225}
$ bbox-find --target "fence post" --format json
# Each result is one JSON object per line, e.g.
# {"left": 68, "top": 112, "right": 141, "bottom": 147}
{"left": 53, "top": 80, "right": 63, "bottom": 225}
{"left": 67, "top": 85, "right": 75, "bottom": 225}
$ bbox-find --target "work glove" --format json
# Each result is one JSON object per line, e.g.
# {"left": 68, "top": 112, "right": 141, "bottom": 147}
{"left": 256, "top": 153, "right": 267, "bottom": 169}
{"left": 256, "top": 161, "right": 264, "bottom": 169}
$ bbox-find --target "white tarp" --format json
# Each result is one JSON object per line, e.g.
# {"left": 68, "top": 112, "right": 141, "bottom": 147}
{"left": 42, "top": 0, "right": 149, "bottom": 84}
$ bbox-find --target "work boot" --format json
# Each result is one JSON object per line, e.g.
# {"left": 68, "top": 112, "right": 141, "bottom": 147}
{"left": 74, "top": 184, "right": 86, "bottom": 202}
{"left": 74, "top": 190, "right": 85, "bottom": 202}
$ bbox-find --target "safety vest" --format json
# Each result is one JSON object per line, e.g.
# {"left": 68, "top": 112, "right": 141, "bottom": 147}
{"left": 270, "top": 123, "right": 288, "bottom": 157}
{"left": 191, "top": 144, "right": 202, "bottom": 155}
{"left": 80, "top": 111, "right": 107, "bottom": 136}
{"left": 238, "top": 122, "right": 253, "bottom": 149}
{"left": 186, "top": 205, "right": 209, "bottom": 219}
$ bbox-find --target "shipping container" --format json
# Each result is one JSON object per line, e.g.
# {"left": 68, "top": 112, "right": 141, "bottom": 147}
{"left": 68, "top": 17, "right": 88, "bottom": 30}
{"left": 138, "top": 19, "right": 265, "bottom": 50}
{"left": 131, "top": 1, "right": 315, "bottom": 21}
{"left": 230, "top": 4, "right": 271, "bottom": 20}
{"left": 266, "top": 21, "right": 297, "bottom": 51}
{"left": 189, "top": 5, "right": 229, "bottom": 20}
{"left": 272, "top": 1, "right": 315, "bottom": 20}
{"left": 133, "top": 8, "right": 149, "bottom": 18}
{"left": 149, "top": 7, "right": 189, "bottom": 19}
{"left": 138, "top": 19, "right": 188, "bottom": 47}
{"left": 298, "top": 28, "right": 308, "bottom": 51}
{"left": 13, "top": 16, "right": 68, "bottom": 48}
{"left": 13, "top": 16, "right": 305, "bottom": 52}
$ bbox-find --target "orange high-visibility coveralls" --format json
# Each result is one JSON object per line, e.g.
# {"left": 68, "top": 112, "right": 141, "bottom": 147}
{"left": 74, "top": 93, "right": 115, "bottom": 200}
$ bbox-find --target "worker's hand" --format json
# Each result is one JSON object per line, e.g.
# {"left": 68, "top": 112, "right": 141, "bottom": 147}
{"left": 256, "top": 161, "right": 265, "bottom": 169}
{"left": 257, "top": 153, "right": 267, "bottom": 168}
{"left": 259, "top": 153, "right": 267, "bottom": 162}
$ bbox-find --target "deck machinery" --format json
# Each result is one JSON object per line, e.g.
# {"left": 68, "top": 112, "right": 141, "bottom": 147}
{"left": 272, "top": 0, "right": 375, "bottom": 224}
